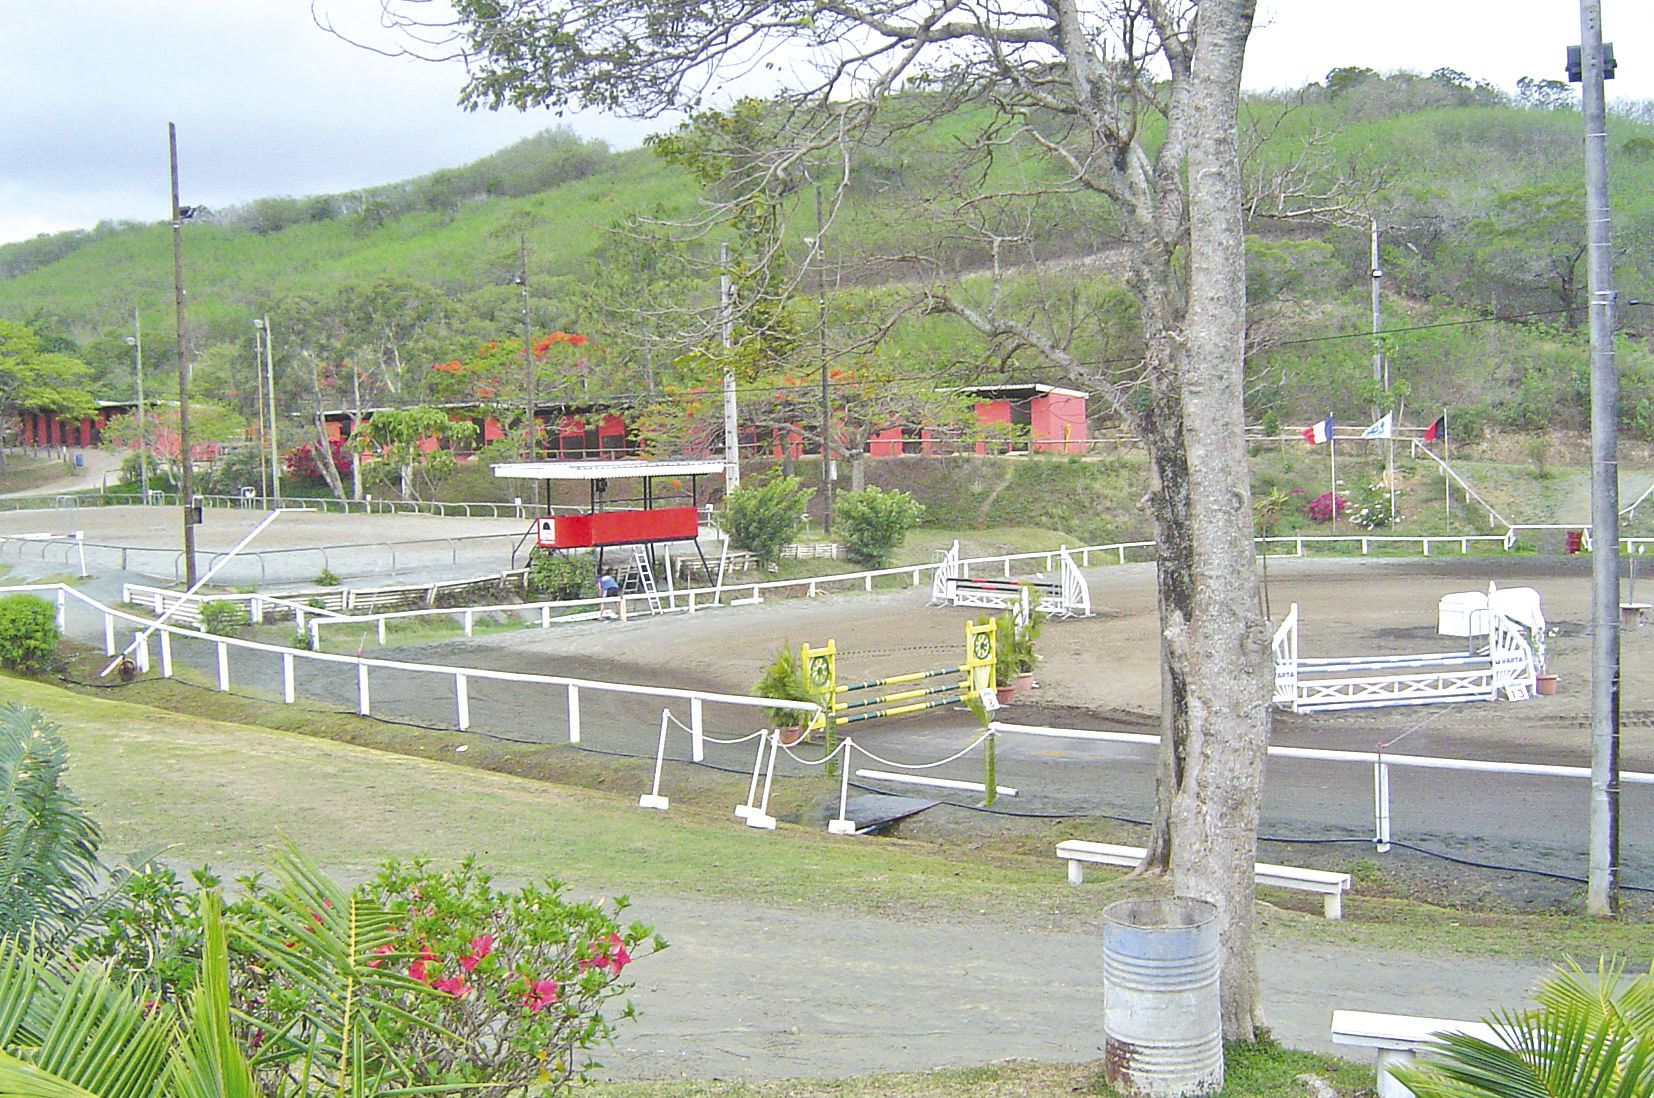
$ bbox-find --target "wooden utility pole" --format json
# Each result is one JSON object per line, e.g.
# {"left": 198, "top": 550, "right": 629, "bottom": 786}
{"left": 169, "top": 122, "right": 197, "bottom": 586}
{"left": 520, "top": 235, "right": 536, "bottom": 458}
{"left": 1574, "top": 0, "right": 1621, "bottom": 915}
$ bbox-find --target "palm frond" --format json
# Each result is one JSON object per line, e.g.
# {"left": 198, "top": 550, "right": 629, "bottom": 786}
{"left": 0, "top": 705, "right": 109, "bottom": 946}
{"left": 0, "top": 1050, "right": 103, "bottom": 1098}
{"left": 170, "top": 890, "right": 260, "bottom": 1098}
{"left": 232, "top": 841, "right": 446, "bottom": 1094}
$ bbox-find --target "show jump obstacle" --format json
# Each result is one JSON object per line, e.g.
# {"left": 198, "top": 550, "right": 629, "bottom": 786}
{"left": 929, "top": 540, "right": 1092, "bottom": 618}
{"left": 1272, "top": 589, "right": 1538, "bottom": 714}
{"left": 802, "top": 620, "right": 997, "bottom": 730}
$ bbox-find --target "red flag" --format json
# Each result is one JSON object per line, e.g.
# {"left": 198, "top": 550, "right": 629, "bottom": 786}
{"left": 1424, "top": 415, "right": 1445, "bottom": 442}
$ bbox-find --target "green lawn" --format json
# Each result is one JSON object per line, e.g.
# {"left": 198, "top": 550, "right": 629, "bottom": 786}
{"left": 20, "top": 671, "right": 1654, "bottom": 961}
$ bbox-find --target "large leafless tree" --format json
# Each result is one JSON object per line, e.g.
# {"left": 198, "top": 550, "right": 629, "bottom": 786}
{"left": 360, "top": 0, "right": 1270, "bottom": 1037}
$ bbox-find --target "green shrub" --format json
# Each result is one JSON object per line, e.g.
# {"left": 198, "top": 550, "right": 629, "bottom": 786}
{"left": 0, "top": 594, "right": 59, "bottom": 673}
{"left": 197, "top": 599, "right": 246, "bottom": 635}
{"left": 836, "top": 486, "right": 923, "bottom": 567}
{"left": 528, "top": 549, "right": 592, "bottom": 599}
{"left": 314, "top": 567, "right": 342, "bottom": 586}
{"left": 721, "top": 475, "right": 812, "bottom": 568}
{"left": 754, "top": 645, "right": 815, "bottom": 728}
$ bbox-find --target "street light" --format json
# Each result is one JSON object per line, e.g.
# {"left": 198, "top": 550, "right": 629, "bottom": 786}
{"left": 253, "top": 317, "right": 280, "bottom": 499}
{"left": 123, "top": 308, "right": 148, "bottom": 498}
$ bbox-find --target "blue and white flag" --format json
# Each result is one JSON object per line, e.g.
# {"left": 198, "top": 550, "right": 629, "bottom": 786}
{"left": 1360, "top": 412, "right": 1393, "bottom": 440}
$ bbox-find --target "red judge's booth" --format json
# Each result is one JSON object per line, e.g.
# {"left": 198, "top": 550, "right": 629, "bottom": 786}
{"left": 493, "top": 459, "right": 724, "bottom": 597}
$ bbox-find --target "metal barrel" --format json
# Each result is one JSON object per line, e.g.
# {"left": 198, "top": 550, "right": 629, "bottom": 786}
{"left": 1102, "top": 898, "right": 1223, "bottom": 1098}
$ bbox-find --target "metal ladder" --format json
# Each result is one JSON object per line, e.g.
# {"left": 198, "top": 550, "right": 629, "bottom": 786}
{"left": 629, "top": 545, "right": 663, "bottom": 614}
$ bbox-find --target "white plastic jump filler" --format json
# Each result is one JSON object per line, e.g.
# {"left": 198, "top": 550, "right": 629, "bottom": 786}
{"left": 1272, "top": 583, "right": 1541, "bottom": 713}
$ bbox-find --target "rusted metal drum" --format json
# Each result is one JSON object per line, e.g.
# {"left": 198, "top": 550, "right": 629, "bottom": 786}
{"left": 1102, "top": 897, "right": 1223, "bottom": 1097}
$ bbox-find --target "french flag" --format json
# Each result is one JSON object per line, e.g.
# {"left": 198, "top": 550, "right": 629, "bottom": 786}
{"left": 1302, "top": 415, "right": 1333, "bottom": 445}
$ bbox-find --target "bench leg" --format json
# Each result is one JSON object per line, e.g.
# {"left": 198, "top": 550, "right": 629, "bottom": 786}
{"left": 1067, "top": 860, "right": 1084, "bottom": 886}
{"left": 1324, "top": 892, "right": 1342, "bottom": 920}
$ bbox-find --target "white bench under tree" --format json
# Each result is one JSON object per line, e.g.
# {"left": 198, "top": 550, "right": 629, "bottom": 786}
{"left": 1055, "top": 839, "right": 1352, "bottom": 920}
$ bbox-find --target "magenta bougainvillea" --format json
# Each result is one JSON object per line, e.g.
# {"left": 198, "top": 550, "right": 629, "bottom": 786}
{"left": 1305, "top": 491, "right": 1348, "bottom": 523}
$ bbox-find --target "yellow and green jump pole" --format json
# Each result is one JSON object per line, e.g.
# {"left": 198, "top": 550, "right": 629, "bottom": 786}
{"left": 802, "top": 621, "right": 996, "bottom": 728}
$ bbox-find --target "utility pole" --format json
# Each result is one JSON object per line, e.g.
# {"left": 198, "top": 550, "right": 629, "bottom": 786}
{"left": 1572, "top": 1, "right": 1620, "bottom": 915}
{"left": 519, "top": 235, "right": 536, "bottom": 459}
{"left": 813, "top": 182, "right": 832, "bottom": 533}
{"left": 169, "top": 122, "right": 197, "bottom": 587}
{"left": 263, "top": 314, "right": 281, "bottom": 499}
{"left": 125, "top": 308, "right": 149, "bottom": 499}
{"left": 720, "top": 241, "right": 740, "bottom": 492}
{"left": 251, "top": 321, "right": 269, "bottom": 499}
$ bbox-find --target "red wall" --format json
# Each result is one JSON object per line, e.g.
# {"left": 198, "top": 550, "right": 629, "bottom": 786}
{"left": 1032, "top": 393, "right": 1087, "bottom": 453}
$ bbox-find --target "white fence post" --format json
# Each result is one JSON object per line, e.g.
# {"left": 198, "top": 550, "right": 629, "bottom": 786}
{"left": 103, "top": 613, "right": 115, "bottom": 656}
{"left": 456, "top": 673, "right": 470, "bottom": 731}
{"left": 828, "top": 740, "right": 857, "bottom": 835}
{"left": 541, "top": 605, "right": 551, "bottom": 629}
{"left": 216, "top": 642, "right": 229, "bottom": 692}
{"left": 282, "top": 651, "right": 295, "bottom": 703}
{"left": 357, "top": 663, "right": 371, "bottom": 716}
{"left": 638, "top": 709, "right": 671, "bottom": 810}
{"left": 55, "top": 589, "right": 65, "bottom": 630}
{"left": 75, "top": 531, "right": 86, "bottom": 578}
{"left": 159, "top": 631, "right": 172, "bottom": 678}
{"left": 1374, "top": 761, "right": 1392, "bottom": 852}
{"left": 463, "top": 610, "right": 474, "bottom": 637}
{"left": 377, "top": 618, "right": 387, "bottom": 645}
{"left": 745, "top": 731, "right": 780, "bottom": 830}
{"left": 134, "top": 635, "right": 149, "bottom": 674}
{"left": 690, "top": 696, "right": 705, "bottom": 763}
{"left": 567, "top": 685, "right": 581, "bottom": 743}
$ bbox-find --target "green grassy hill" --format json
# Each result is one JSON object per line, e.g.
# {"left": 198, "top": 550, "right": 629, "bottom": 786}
{"left": 4, "top": 74, "right": 1654, "bottom": 446}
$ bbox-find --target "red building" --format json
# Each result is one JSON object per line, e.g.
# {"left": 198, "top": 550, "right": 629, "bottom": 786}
{"left": 858, "top": 383, "right": 1091, "bottom": 457}
{"left": 16, "top": 400, "right": 139, "bottom": 449}
{"left": 318, "top": 403, "right": 641, "bottom": 461}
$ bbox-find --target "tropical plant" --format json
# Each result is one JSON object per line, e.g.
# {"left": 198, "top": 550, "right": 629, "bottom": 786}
{"left": 835, "top": 486, "right": 923, "bottom": 568}
{"left": 754, "top": 646, "right": 815, "bottom": 729}
{"left": 0, "top": 704, "right": 121, "bottom": 948}
{"left": 1394, "top": 959, "right": 1654, "bottom": 1098}
{"left": 720, "top": 474, "right": 811, "bottom": 569}
{"left": 0, "top": 594, "right": 59, "bottom": 673}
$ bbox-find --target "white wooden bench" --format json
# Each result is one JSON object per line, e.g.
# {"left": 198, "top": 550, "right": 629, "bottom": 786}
{"left": 1055, "top": 840, "right": 1353, "bottom": 919}
{"left": 1331, "top": 1010, "right": 1499, "bottom": 1098}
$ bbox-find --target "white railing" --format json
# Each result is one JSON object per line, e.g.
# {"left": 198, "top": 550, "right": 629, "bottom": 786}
{"left": 1261, "top": 534, "right": 1507, "bottom": 558}
{"left": 1, "top": 583, "right": 820, "bottom": 741}
{"left": 989, "top": 720, "right": 1654, "bottom": 857}
{"left": 1409, "top": 441, "right": 1510, "bottom": 529}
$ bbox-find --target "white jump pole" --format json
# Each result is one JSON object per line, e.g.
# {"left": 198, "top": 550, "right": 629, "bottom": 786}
{"left": 736, "top": 732, "right": 768, "bottom": 820}
{"left": 1374, "top": 760, "right": 1392, "bottom": 852}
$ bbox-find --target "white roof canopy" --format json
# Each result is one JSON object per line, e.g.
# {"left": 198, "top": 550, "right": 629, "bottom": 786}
{"left": 492, "top": 459, "right": 725, "bottom": 482}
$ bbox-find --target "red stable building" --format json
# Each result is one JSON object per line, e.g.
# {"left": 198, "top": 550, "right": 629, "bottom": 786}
{"left": 772, "top": 383, "right": 1090, "bottom": 459}
{"left": 16, "top": 400, "right": 140, "bottom": 449}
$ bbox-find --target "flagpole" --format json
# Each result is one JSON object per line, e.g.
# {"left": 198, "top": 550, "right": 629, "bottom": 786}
{"left": 1390, "top": 401, "right": 1401, "bottom": 523}
{"left": 1329, "top": 418, "right": 1338, "bottom": 531}
{"left": 1443, "top": 407, "right": 1450, "bottom": 526}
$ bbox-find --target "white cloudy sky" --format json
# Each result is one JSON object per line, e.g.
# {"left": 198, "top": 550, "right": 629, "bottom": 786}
{"left": 2, "top": 0, "right": 1651, "bottom": 246}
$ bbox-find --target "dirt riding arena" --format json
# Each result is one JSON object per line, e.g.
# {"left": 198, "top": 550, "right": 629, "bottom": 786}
{"left": 2, "top": 504, "right": 1648, "bottom": 906}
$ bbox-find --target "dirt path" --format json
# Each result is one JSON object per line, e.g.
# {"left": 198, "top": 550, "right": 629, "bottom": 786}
{"left": 0, "top": 448, "right": 123, "bottom": 497}
{"left": 610, "top": 895, "right": 1548, "bottom": 1080}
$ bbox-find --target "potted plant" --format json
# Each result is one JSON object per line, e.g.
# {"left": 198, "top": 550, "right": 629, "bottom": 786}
{"left": 1012, "top": 608, "right": 1044, "bottom": 693}
{"left": 987, "top": 614, "right": 1019, "bottom": 704}
{"left": 755, "top": 645, "right": 816, "bottom": 745}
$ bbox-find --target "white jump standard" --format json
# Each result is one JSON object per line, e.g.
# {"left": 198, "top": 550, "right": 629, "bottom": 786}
{"left": 929, "top": 540, "right": 1092, "bottom": 618}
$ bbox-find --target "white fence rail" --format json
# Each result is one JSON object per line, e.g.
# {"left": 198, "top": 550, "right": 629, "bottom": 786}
{"left": 1, "top": 583, "right": 820, "bottom": 742}
{"left": 989, "top": 720, "right": 1654, "bottom": 857}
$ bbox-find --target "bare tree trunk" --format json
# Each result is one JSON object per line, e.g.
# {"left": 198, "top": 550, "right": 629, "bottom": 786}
{"left": 1168, "top": 0, "right": 1269, "bottom": 1041}
{"left": 305, "top": 356, "right": 347, "bottom": 502}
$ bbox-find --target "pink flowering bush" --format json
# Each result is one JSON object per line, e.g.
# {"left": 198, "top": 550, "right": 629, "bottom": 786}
{"left": 1304, "top": 491, "right": 1348, "bottom": 524}
{"left": 233, "top": 855, "right": 662, "bottom": 1095}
